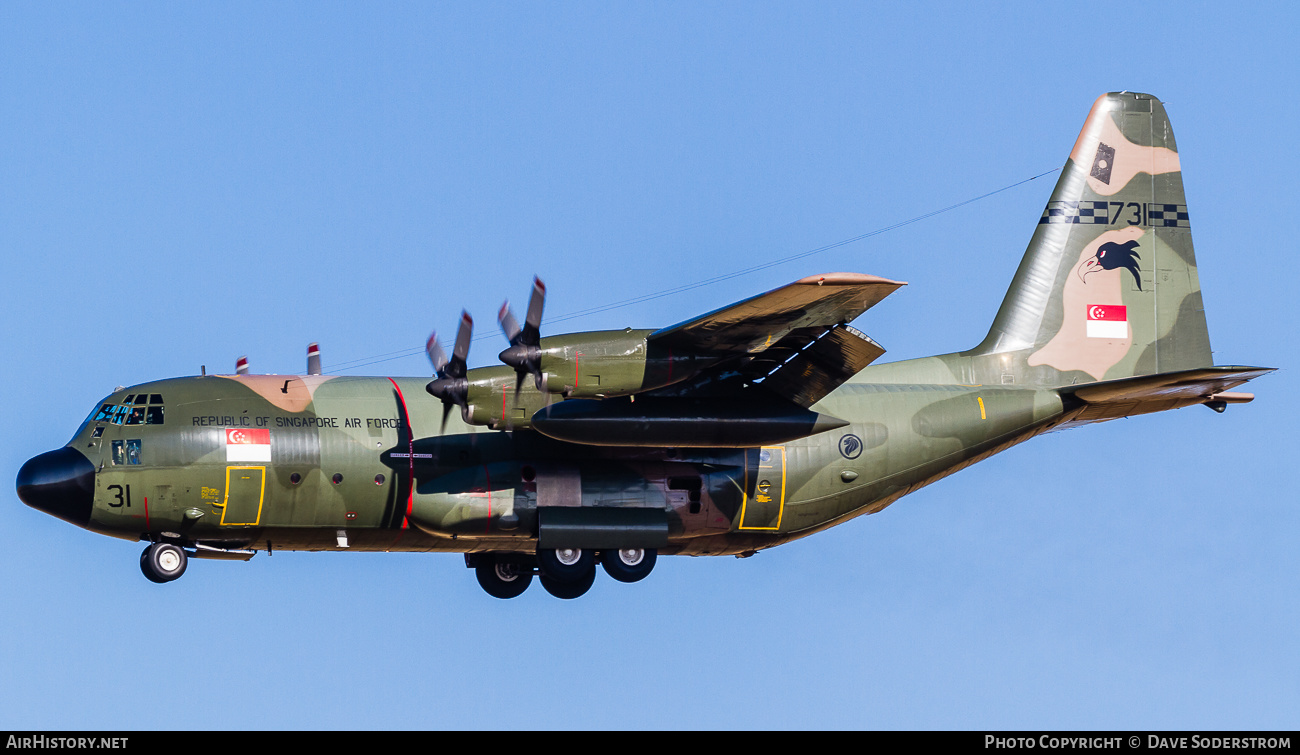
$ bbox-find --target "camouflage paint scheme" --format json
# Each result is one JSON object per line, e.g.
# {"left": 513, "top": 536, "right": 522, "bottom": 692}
{"left": 20, "top": 93, "right": 1272, "bottom": 592}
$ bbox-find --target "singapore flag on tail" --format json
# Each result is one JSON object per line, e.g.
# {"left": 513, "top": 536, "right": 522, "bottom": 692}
{"left": 1086, "top": 304, "right": 1128, "bottom": 339}
{"left": 226, "top": 429, "right": 271, "bottom": 462}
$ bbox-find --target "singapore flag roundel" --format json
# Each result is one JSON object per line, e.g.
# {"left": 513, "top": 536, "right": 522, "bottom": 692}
{"left": 226, "top": 428, "right": 271, "bottom": 462}
{"left": 1086, "top": 304, "right": 1128, "bottom": 339}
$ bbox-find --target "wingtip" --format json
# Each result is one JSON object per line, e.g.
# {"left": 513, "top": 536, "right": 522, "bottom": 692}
{"left": 795, "top": 273, "right": 907, "bottom": 287}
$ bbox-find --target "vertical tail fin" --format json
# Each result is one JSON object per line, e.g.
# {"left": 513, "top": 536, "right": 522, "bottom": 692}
{"left": 971, "top": 92, "right": 1212, "bottom": 385}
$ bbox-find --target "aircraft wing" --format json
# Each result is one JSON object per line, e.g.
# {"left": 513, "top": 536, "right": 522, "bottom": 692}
{"left": 644, "top": 273, "right": 904, "bottom": 407}
{"left": 648, "top": 273, "right": 905, "bottom": 356}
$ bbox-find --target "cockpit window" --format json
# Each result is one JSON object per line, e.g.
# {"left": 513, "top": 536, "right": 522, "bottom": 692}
{"left": 93, "top": 395, "right": 166, "bottom": 425}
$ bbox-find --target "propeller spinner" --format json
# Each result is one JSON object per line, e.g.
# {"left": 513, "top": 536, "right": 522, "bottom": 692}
{"left": 426, "top": 312, "right": 474, "bottom": 432}
{"left": 498, "top": 277, "right": 546, "bottom": 394}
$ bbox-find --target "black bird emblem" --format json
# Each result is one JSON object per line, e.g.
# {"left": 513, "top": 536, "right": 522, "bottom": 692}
{"left": 1079, "top": 240, "right": 1142, "bottom": 289}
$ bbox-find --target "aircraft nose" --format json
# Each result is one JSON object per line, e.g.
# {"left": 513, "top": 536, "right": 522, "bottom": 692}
{"left": 16, "top": 447, "right": 96, "bottom": 527}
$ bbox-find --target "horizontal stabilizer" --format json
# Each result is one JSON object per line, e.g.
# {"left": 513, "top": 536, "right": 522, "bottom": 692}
{"left": 1060, "top": 366, "right": 1275, "bottom": 422}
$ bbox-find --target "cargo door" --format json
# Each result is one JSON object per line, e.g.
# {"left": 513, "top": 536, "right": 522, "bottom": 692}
{"left": 220, "top": 466, "right": 265, "bottom": 526}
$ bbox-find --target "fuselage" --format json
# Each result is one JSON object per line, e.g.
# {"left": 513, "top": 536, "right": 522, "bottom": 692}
{"left": 26, "top": 358, "right": 1067, "bottom": 558}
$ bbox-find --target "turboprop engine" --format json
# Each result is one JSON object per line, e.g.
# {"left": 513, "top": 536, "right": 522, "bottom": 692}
{"left": 426, "top": 279, "right": 725, "bottom": 431}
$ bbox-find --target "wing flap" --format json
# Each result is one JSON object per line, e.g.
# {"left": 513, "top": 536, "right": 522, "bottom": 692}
{"left": 752, "top": 324, "right": 886, "bottom": 407}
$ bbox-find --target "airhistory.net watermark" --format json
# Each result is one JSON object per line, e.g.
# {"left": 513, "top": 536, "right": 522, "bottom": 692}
{"left": 5, "top": 736, "right": 127, "bottom": 750}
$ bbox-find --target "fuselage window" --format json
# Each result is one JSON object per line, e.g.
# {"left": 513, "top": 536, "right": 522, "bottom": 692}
{"left": 111, "top": 439, "right": 143, "bottom": 465}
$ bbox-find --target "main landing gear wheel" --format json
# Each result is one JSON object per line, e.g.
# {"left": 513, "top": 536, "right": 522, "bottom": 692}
{"left": 475, "top": 557, "right": 533, "bottom": 599}
{"left": 539, "top": 568, "right": 596, "bottom": 599}
{"left": 537, "top": 547, "right": 595, "bottom": 582}
{"left": 140, "top": 543, "right": 187, "bottom": 583}
{"left": 601, "top": 548, "right": 657, "bottom": 583}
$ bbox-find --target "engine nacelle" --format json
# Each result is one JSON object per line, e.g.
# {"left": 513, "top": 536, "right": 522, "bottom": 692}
{"left": 449, "top": 330, "right": 723, "bottom": 429}
{"left": 533, "top": 330, "right": 718, "bottom": 399}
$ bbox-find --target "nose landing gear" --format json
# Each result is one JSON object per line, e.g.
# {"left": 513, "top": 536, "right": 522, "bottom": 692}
{"left": 140, "top": 543, "right": 188, "bottom": 583}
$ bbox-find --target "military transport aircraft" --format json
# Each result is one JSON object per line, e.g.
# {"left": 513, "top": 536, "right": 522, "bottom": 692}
{"left": 16, "top": 92, "right": 1273, "bottom": 599}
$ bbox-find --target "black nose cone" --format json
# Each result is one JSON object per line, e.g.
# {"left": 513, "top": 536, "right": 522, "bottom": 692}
{"left": 17, "top": 447, "right": 95, "bottom": 527}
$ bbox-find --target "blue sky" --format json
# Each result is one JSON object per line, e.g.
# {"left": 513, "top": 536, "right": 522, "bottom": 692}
{"left": 2, "top": 2, "right": 1296, "bottom": 729}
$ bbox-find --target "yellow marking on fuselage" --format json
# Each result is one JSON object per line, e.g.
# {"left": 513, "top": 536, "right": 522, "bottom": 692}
{"left": 978, "top": 396, "right": 986, "bottom": 420}
{"left": 218, "top": 466, "right": 266, "bottom": 526}
{"left": 738, "top": 446, "right": 786, "bottom": 531}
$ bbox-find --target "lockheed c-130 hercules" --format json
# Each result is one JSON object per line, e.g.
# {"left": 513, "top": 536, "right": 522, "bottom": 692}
{"left": 17, "top": 92, "right": 1273, "bottom": 599}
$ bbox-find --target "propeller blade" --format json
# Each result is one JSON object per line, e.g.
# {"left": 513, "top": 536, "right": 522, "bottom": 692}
{"left": 427, "top": 313, "right": 474, "bottom": 433}
{"left": 236, "top": 356, "right": 249, "bottom": 375}
{"left": 306, "top": 343, "right": 321, "bottom": 376}
{"left": 500, "top": 277, "right": 547, "bottom": 394}
{"left": 447, "top": 311, "right": 473, "bottom": 379}
{"left": 426, "top": 332, "right": 447, "bottom": 375}
{"left": 499, "top": 302, "right": 521, "bottom": 345}
{"left": 513, "top": 370, "right": 526, "bottom": 404}
{"left": 521, "top": 277, "right": 545, "bottom": 346}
